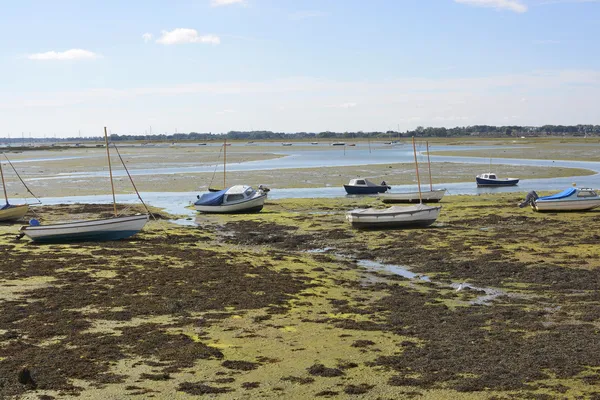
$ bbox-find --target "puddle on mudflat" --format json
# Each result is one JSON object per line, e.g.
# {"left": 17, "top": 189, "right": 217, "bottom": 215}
{"left": 356, "top": 259, "right": 524, "bottom": 305}
{"left": 357, "top": 259, "right": 430, "bottom": 281}
{"left": 307, "top": 247, "right": 335, "bottom": 254}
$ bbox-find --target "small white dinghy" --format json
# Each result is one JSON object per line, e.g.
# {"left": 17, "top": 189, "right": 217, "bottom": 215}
{"left": 346, "top": 137, "right": 442, "bottom": 229}
{"left": 346, "top": 203, "right": 441, "bottom": 229}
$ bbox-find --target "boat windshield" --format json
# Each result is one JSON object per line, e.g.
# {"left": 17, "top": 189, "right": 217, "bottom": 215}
{"left": 245, "top": 187, "right": 255, "bottom": 196}
{"left": 577, "top": 190, "right": 598, "bottom": 197}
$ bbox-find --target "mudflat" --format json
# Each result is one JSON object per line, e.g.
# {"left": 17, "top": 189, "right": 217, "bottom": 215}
{"left": 1, "top": 194, "right": 600, "bottom": 398}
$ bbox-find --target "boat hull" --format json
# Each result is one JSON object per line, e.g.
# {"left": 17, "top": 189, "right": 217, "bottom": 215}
{"left": 533, "top": 199, "right": 600, "bottom": 212}
{"left": 20, "top": 215, "right": 149, "bottom": 243}
{"left": 344, "top": 185, "right": 389, "bottom": 195}
{"left": 0, "top": 204, "right": 29, "bottom": 222}
{"left": 476, "top": 177, "right": 519, "bottom": 187}
{"left": 346, "top": 205, "right": 441, "bottom": 229}
{"left": 380, "top": 189, "right": 446, "bottom": 203}
{"left": 195, "top": 193, "right": 266, "bottom": 214}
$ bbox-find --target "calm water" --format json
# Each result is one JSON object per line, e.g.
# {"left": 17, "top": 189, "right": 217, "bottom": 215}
{"left": 7, "top": 143, "right": 599, "bottom": 211}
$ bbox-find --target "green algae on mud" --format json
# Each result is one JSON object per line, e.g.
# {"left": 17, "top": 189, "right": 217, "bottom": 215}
{"left": 1, "top": 197, "right": 600, "bottom": 398}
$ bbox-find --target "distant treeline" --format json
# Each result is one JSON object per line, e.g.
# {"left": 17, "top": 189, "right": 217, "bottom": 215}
{"left": 2, "top": 125, "right": 599, "bottom": 143}
{"left": 106, "top": 124, "right": 600, "bottom": 141}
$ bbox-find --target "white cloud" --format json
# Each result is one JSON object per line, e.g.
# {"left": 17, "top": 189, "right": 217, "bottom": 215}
{"left": 142, "top": 33, "right": 153, "bottom": 43}
{"left": 28, "top": 49, "right": 101, "bottom": 61}
{"left": 156, "top": 28, "right": 220, "bottom": 45}
{"left": 211, "top": 0, "right": 246, "bottom": 6}
{"left": 454, "top": 0, "right": 528, "bottom": 13}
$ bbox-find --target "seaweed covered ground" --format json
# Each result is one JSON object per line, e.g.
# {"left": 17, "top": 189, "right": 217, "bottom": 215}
{"left": 1, "top": 196, "right": 600, "bottom": 399}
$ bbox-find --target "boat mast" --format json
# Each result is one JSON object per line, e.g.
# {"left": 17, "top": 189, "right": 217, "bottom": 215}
{"left": 412, "top": 137, "right": 423, "bottom": 203}
{"left": 0, "top": 156, "right": 9, "bottom": 205}
{"left": 426, "top": 141, "right": 433, "bottom": 191}
{"left": 104, "top": 127, "right": 118, "bottom": 217}
{"left": 223, "top": 138, "right": 227, "bottom": 188}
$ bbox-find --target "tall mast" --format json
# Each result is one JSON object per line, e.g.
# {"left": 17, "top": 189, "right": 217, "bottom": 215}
{"left": 426, "top": 141, "right": 433, "bottom": 191}
{"left": 0, "top": 157, "right": 9, "bottom": 204}
{"left": 104, "top": 127, "right": 118, "bottom": 217}
{"left": 412, "top": 137, "right": 423, "bottom": 204}
{"left": 223, "top": 138, "right": 227, "bottom": 188}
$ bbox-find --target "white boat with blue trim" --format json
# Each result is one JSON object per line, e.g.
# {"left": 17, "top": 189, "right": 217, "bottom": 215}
{"left": 195, "top": 185, "right": 268, "bottom": 214}
{"left": 520, "top": 187, "right": 600, "bottom": 212}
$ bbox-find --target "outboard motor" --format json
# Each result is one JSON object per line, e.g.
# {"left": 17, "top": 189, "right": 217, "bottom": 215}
{"left": 518, "top": 191, "right": 539, "bottom": 208}
{"left": 258, "top": 185, "right": 270, "bottom": 193}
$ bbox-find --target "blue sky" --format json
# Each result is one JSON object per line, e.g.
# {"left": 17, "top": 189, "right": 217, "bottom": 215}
{"left": 0, "top": 0, "right": 599, "bottom": 137}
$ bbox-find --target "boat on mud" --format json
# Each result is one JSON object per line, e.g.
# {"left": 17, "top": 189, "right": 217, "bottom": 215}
{"left": 346, "top": 203, "right": 441, "bottom": 229}
{"left": 519, "top": 187, "right": 600, "bottom": 211}
{"left": 195, "top": 185, "right": 269, "bottom": 213}
{"left": 0, "top": 154, "right": 40, "bottom": 222}
{"left": 380, "top": 189, "right": 446, "bottom": 203}
{"left": 476, "top": 173, "right": 519, "bottom": 187}
{"left": 344, "top": 178, "right": 390, "bottom": 195}
{"left": 20, "top": 214, "right": 149, "bottom": 243}
{"left": 20, "top": 127, "right": 149, "bottom": 243}
{"left": 380, "top": 141, "right": 446, "bottom": 203}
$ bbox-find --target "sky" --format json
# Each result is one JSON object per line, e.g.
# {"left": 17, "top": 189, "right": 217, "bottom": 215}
{"left": 0, "top": 0, "right": 599, "bottom": 137}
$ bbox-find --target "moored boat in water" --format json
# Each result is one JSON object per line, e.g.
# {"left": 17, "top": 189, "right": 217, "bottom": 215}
{"left": 344, "top": 178, "right": 390, "bottom": 195}
{"left": 476, "top": 173, "right": 519, "bottom": 187}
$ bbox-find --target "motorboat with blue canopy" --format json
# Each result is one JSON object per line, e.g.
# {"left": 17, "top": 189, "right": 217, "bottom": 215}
{"left": 195, "top": 185, "right": 269, "bottom": 213}
{"left": 519, "top": 187, "right": 600, "bottom": 212}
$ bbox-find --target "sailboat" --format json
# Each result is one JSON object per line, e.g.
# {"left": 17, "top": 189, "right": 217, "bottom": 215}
{"left": 20, "top": 127, "right": 149, "bottom": 243}
{"left": 379, "top": 141, "right": 446, "bottom": 203}
{"left": 346, "top": 137, "right": 442, "bottom": 229}
{"left": 195, "top": 138, "right": 269, "bottom": 213}
{"left": 0, "top": 155, "right": 29, "bottom": 221}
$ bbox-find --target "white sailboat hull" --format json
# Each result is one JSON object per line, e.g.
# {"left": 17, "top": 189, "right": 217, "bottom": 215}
{"left": 379, "top": 189, "right": 446, "bottom": 204}
{"left": 534, "top": 198, "right": 600, "bottom": 211}
{"left": 346, "top": 204, "right": 441, "bottom": 229}
{"left": 0, "top": 204, "right": 29, "bottom": 222}
{"left": 20, "top": 214, "right": 149, "bottom": 243}
{"left": 195, "top": 193, "right": 267, "bottom": 214}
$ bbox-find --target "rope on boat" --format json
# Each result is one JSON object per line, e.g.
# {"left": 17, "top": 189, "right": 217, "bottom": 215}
{"left": 111, "top": 143, "right": 156, "bottom": 221}
{"left": 208, "top": 145, "right": 224, "bottom": 190}
{"left": 2, "top": 153, "right": 42, "bottom": 205}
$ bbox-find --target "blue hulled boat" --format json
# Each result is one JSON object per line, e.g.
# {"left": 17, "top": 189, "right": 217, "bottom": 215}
{"left": 476, "top": 173, "right": 519, "bottom": 187}
{"left": 344, "top": 178, "right": 391, "bottom": 195}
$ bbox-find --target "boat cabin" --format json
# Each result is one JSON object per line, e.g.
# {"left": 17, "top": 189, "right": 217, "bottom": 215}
{"left": 479, "top": 173, "right": 497, "bottom": 180}
{"left": 348, "top": 179, "right": 381, "bottom": 187}
{"left": 223, "top": 185, "right": 257, "bottom": 203}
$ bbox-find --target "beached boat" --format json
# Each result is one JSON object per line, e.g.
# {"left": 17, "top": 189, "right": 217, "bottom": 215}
{"left": 346, "top": 137, "right": 441, "bottom": 229}
{"left": 20, "top": 214, "right": 149, "bottom": 243}
{"left": 282, "top": 143, "right": 293, "bottom": 146}
{"left": 344, "top": 178, "right": 390, "bottom": 195}
{"left": 195, "top": 185, "right": 268, "bottom": 213}
{"left": 476, "top": 173, "right": 519, "bottom": 187}
{"left": 346, "top": 203, "right": 441, "bottom": 229}
{"left": 380, "top": 189, "right": 446, "bottom": 203}
{"left": 520, "top": 187, "right": 600, "bottom": 211}
{"left": 331, "top": 142, "right": 346, "bottom": 146}
{"left": 0, "top": 204, "right": 29, "bottom": 222}
{"left": 0, "top": 155, "right": 33, "bottom": 222}
{"left": 379, "top": 141, "right": 446, "bottom": 203}
{"left": 20, "top": 127, "right": 149, "bottom": 243}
